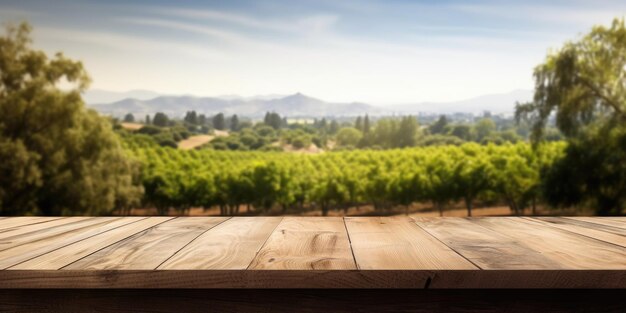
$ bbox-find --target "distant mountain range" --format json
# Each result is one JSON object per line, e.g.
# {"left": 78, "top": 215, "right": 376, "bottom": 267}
{"left": 388, "top": 89, "right": 533, "bottom": 114}
{"left": 89, "top": 92, "right": 386, "bottom": 118}
{"left": 83, "top": 89, "right": 161, "bottom": 105}
{"left": 85, "top": 89, "right": 533, "bottom": 117}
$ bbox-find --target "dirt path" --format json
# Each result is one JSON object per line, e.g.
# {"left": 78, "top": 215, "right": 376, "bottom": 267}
{"left": 178, "top": 130, "right": 229, "bottom": 150}
{"left": 120, "top": 122, "right": 144, "bottom": 130}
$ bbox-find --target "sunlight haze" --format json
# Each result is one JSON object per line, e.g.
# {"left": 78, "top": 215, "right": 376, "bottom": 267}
{"left": 1, "top": 0, "right": 624, "bottom": 106}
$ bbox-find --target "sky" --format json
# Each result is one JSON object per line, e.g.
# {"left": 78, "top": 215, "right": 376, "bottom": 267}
{"left": 0, "top": 0, "right": 625, "bottom": 105}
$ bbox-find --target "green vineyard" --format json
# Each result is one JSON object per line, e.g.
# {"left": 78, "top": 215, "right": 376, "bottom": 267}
{"left": 125, "top": 136, "right": 566, "bottom": 216}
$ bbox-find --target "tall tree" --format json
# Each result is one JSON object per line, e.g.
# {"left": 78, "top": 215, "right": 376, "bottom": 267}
{"left": 230, "top": 114, "right": 239, "bottom": 131}
{"left": 123, "top": 113, "right": 135, "bottom": 123}
{"left": 355, "top": 116, "right": 363, "bottom": 131}
{"left": 517, "top": 18, "right": 626, "bottom": 142}
{"left": 145, "top": 114, "right": 151, "bottom": 125}
{"left": 198, "top": 114, "right": 207, "bottom": 125}
{"left": 516, "top": 18, "right": 626, "bottom": 215}
{"left": 0, "top": 22, "right": 142, "bottom": 215}
{"left": 329, "top": 120, "right": 339, "bottom": 134}
{"left": 395, "top": 116, "right": 418, "bottom": 148}
{"left": 184, "top": 111, "right": 198, "bottom": 125}
{"left": 363, "top": 115, "right": 371, "bottom": 134}
{"left": 153, "top": 112, "right": 169, "bottom": 127}
{"left": 213, "top": 113, "right": 226, "bottom": 130}
{"left": 429, "top": 115, "right": 448, "bottom": 134}
{"left": 264, "top": 112, "right": 282, "bottom": 129}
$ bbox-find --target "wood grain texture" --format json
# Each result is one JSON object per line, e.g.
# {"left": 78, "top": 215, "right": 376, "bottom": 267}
{"left": 0, "top": 217, "right": 146, "bottom": 269}
{"left": 0, "top": 217, "right": 113, "bottom": 256}
{"left": 9, "top": 217, "right": 173, "bottom": 270}
{"left": 248, "top": 217, "right": 356, "bottom": 270}
{"left": 65, "top": 217, "right": 229, "bottom": 270}
{"left": 0, "top": 217, "right": 65, "bottom": 231}
{"left": 346, "top": 217, "right": 476, "bottom": 269}
{"left": 414, "top": 217, "right": 563, "bottom": 269}
{"left": 0, "top": 217, "right": 94, "bottom": 244}
{"left": 529, "top": 217, "right": 626, "bottom": 247}
{"left": 159, "top": 217, "right": 281, "bottom": 270}
{"left": 564, "top": 217, "right": 626, "bottom": 228}
{"left": 472, "top": 217, "right": 626, "bottom": 269}
{"left": 0, "top": 217, "right": 625, "bottom": 289}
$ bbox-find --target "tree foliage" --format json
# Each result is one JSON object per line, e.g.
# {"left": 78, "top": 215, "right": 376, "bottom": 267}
{"left": 0, "top": 23, "right": 142, "bottom": 215}
{"left": 153, "top": 112, "right": 169, "bottom": 127}
{"left": 517, "top": 18, "right": 626, "bottom": 142}
{"left": 516, "top": 17, "right": 626, "bottom": 215}
{"left": 213, "top": 113, "right": 225, "bottom": 130}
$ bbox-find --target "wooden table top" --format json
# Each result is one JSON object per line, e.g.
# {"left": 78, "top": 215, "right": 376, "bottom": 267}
{"left": 0, "top": 216, "right": 624, "bottom": 288}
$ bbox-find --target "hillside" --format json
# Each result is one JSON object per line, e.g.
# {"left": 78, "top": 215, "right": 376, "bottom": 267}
{"left": 90, "top": 93, "right": 387, "bottom": 118}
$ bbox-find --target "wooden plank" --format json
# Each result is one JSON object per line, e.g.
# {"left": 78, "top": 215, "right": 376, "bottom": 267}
{"left": 564, "top": 217, "right": 626, "bottom": 229}
{"left": 529, "top": 217, "right": 626, "bottom": 247}
{"left": 0, "top": 217, "right": 146, "bottom": 269}
{"left": 0, "top": 217, "right": 64, "bottom": 231}
{"left": 248, "top": 217, "right": 355, "bottom": 270}
{"left": 160, "top": 217, "right": 281, "bottom": 270}
{"left": 9, "top": 217, "right": 173, "bottom": 270}
{"left": 65, "top": 217, "right": 229, "bottom": 270}
{"left": 414, "top": 217, "right": 563, "bottom": 269}
{"left": 0, "top": 217, "right": 101, "bottom": 251}
{"left": 346, "top": 217, "right": 476, "bottom": 269}
{"left": 472, "top": 217, "right": 626, "bottom": 269}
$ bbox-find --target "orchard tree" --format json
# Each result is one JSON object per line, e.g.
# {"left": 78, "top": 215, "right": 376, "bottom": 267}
{"left": 0, "top": 23, "right": 142, "bottom": 215}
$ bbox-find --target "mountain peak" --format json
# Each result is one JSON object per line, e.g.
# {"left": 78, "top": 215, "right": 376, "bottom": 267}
{"left": 287, "top": 92, "right": 306, "bottom": 98}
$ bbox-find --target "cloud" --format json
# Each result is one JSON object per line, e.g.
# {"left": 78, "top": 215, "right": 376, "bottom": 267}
{"left": 150, "top": 7, "right": 339, "bottom": 35}
{"left": 35, "top": 27, "right": 227, "bottom": 61}
{"left": 0, "top": 7, "right": 43, "bottom": 22}
{"left": 452, "top": 3, "right": 626, "bottom": 26}
{"left": 7, "top": 0, "right": 619, "bottom": 104}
